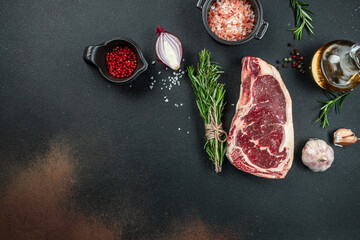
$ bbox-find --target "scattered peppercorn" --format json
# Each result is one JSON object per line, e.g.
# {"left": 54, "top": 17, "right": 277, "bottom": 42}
{"left": 277, "top": 66, "right": 281, "bottom": 70}
{"left": 280, "top": 46, "right": 306, "bottom": 74}
{"left": 106, "top": 46, "right": 137, "bottom": 78}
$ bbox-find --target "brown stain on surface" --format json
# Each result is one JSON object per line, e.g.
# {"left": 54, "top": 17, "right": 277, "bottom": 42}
{"left": 0, "top": 138, "right": 242, "bottom": 240}
{"left": 0, "top": 140, "right": 118, "bottom": 240}
{"left": 158, "top": 216, "right": 243, "bottom": 240}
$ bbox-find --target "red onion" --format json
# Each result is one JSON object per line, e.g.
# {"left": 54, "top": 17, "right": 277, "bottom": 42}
{"left": 155, "top": 26, "right": 183, "bottom": 71}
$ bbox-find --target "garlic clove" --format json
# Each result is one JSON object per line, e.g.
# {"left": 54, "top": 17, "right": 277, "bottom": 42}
{"left": 302, "top": 138, "right": 334, "bottom": 172}
{"left": 334, "top": 128, "right": 359, "bottom": 147}
{"left": 334, "top": 128, "right": 354, "bottom": 137}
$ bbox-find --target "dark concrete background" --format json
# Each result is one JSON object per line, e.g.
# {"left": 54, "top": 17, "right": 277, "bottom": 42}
{"left": 0, "top": 0, "right": 359, "bottom": 239}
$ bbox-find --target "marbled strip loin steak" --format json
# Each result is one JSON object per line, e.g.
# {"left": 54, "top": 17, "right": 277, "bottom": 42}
{"left": 227, "top": 57, "right": 294, "bottom": 179}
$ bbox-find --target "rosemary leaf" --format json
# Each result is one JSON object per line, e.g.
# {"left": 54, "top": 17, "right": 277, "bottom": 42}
{"left": 316, "top": 91, "right": 352, "bottom": 128}
{"left": 289, "top": 0, "right": 314, "bottom": 41}
{"left": 187, "top": 49, "right": 227, "bottom": 173}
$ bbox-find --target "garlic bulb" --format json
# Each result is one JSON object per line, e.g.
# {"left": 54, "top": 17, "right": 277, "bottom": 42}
{"left": 334, "top": 128, "right": 359, "bottom": 147}
{"left": 302, "top": 138, "right": 334, "bottom": 172}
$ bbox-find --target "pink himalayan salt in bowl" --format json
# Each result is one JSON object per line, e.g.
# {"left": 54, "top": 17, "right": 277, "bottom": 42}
{"left": 197, "top": 0, "right": 268, "bottom": 45}
{"left": 208, "top": 0, "right": 255, "bottom": 41}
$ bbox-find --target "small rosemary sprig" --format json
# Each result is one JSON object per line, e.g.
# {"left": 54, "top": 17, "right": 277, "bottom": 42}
{"left": 316, "top": 91, "right": 352, "bottom": 128}
{"left": 289, "top": 0, "right": 314, "bottom": 41}
{"left": 187, "top": 49, "right": 227, "bottom": 173}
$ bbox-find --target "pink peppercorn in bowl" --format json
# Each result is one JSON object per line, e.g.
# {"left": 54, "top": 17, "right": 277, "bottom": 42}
{"left": 197, "top": 0, "right": 269, "bottom": 45}
{"left": 83, "top": 37, "right": 148, "bottom": 84}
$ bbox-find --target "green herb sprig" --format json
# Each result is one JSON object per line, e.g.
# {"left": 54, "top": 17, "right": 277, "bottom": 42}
{"left": 289, "top": 0, "right": 314, "bottom": 41}
{"left": 316, "top": 91, "right": 352, "bottom": 128}
{"left": 187, "top": 50, "right": 227, "bottom": 173}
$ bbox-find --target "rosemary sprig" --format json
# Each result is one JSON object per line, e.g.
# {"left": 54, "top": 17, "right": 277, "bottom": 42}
{"left": 187, "top": 49, "right": 227, "bottom": 173}
{"left": 289, "top": 0, "right": 314, "bottom": 41}
{"left": 316, "top": 91, "right": 352, "bottom": 128}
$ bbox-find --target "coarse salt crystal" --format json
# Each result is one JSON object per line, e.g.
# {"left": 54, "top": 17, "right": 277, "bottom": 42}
{"left": 165, "top": 99, "right": 169, "bottom": 103}
{"left": 208, "top": 0, "right": 255, "bottom": 41}
{"left": 151, "top": 61, "right": 156, "bottom": 65}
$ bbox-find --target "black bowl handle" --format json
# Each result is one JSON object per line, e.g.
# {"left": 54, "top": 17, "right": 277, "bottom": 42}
{"left": 197, "top": 0, "right": 206, "bottom": 9}
{"left": 254, "top": 21, "right": 269, "bottom": 40}
{"left": 83, "top": 45, "right": 99, "bottom": 65}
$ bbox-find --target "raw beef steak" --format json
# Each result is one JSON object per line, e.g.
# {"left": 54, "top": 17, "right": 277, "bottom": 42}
{"left": 227, "top": 57, "right": 294, "bottom": 179}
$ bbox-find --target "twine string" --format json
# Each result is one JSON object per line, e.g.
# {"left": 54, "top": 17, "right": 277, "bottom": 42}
{"left": 204, "top": 105, "right": 227, "bottom": 173}
{"left": 204, "top": 105, "right": 228, "bottom": 143}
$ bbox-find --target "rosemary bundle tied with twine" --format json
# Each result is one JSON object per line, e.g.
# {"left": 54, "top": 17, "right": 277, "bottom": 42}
{"left": 187, "top": 49, "right": 227, "bottom": 173}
